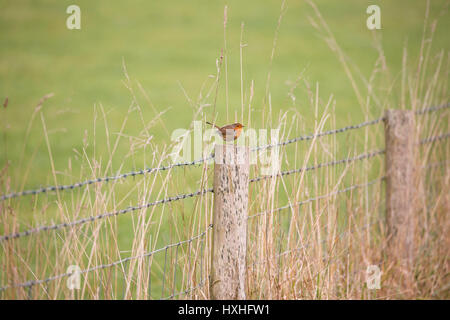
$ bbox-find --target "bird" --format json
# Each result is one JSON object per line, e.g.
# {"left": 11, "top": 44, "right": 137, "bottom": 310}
{"left": 206, "top": 121, "right": 245, "bottom": 142}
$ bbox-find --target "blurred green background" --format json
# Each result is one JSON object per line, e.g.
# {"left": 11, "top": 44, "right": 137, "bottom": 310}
{"left": 1, "top": 0, "right": 449, "bottom": 187}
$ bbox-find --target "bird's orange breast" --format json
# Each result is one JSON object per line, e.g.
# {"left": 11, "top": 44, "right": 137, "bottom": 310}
{"left": 234, "top": 127, "right": 243, "bottom": 139}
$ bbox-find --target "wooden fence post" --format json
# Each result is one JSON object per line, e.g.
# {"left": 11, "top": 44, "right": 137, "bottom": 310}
{"left": 210, "top": 144, "right": 249, "bottom": 300}
{"left": 384, "top": 109, "right": 416, "bottom": 274}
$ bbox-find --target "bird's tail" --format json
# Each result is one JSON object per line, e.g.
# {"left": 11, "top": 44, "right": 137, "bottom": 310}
{"left": 206, "top": 121, "right": 220, "bottom": 129}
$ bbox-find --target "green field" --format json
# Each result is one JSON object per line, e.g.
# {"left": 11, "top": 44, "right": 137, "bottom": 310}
{"left": 1, "top": 0, "right": 449, "bottom": 183}
{"left": 0, "top": 1, "right": 449, "bottom": 299}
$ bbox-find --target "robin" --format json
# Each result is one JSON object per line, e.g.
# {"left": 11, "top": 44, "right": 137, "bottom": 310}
{"left": 206, "top": 122, "right": 245, "bottom": 142}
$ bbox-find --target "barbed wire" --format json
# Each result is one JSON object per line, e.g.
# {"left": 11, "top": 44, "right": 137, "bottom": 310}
{"left": 0, "top": 155, "right": 214, "bottom": 201}
{"left": 255, "top": 104, "right": 448, "bottom": 152}
{"left": 422, "top": 160, "right": 450, "bottom": 169}
{"left": 0, "top": 224, "right": 213, "bottom": 292}
{"left": 1, "top": 103, "right": 447, "bottom": 202}
{"left": 162, "top": 277, "right": 208, "bottom": 300}
{"left": 415, "top": 103, "right": 449, "bottom": 115}
{"left": 309, "top": 220, "right": 385, "bottom": 282}
{"left": 251, "top": 217, "right": 384, "bottom": 282}
{"left": 2, "top": 116, "right": 382, "bottom": 202}
{"left": 276, "top": 217, "right": 383, "bottom": 260}
{"left": 249, "top": 212, "right": 383, "bottom": 270}
{"left": 250, "top": 103, "right": 448, "bottom": 153}
{"left": 0, "top": 188, "right": 213, "bottom": 242}
{"left": 0, "top": 149, "right": 384, "bottom": 242}
{"left": 419, "top": 133, "right": 450, "bottom": 145}
{"left": 248, "top": 177, "right": 384, "bottom": 219}
{"left": 249, "top": 149, "right": 385, "bottom": 185}
{"left": 6, "top": 176, "right": 381, "bottom": 296}
{"left": 252, "top": 117, "right": 385, "bottom": 152}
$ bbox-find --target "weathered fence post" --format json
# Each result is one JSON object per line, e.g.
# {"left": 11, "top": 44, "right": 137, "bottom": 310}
{"left": 384, "top": 109, "right": 416, "bottom": 274}
{"left": 210, "top": 144, "right": 249, "bottom": 300}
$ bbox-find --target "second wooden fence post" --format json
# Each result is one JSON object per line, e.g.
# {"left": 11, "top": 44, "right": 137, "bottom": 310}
{"left": 210, "top": 144, "right": 249, "bottom": 300}
{"left": 384, "top": 109, "right": 416, "bottom": 275}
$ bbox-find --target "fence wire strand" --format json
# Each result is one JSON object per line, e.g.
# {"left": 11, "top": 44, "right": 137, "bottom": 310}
{"left": 162, "top": 277, "right": 209, "bottom": 300}
{"left": 250, "top": 214, "right": 383, "bottom": 269}
{"left": 0, "top": 224, "right": 213, "bottom": 293}
{"left": 0, "top": 188, "right": 213, "bottom": 242}
{"left": 249, "top": 177, "right": 384, "bottom": 219}
{"left": 249, "top": 149, "right": 385, "bottom": 184}
{"left": 415, "top": 103, "right": 449, "bottom": 115}
{"left": 419, "top": 132, "right": 450, "bottom": 145}
{"left": 276, "top": 217, "right": 383, "bottom": 260}
{"left": 251, "top": 117, "right": 385, "bottom": 152}
{"left": 0, "top": 155, "right": 214, "bottom": 201}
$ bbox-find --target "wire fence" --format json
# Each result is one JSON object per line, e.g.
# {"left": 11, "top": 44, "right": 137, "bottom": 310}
{"left": 1, "top": 104, "right": 446, "bottom": 202}
{"left": 249, "top": 149, "right": 385, "bottom": 184}
{"left": 269, "top": 216, "right": 383, "bottom": 269}
{"left": 419, "top": 132, "right": 450, "bottom": 145}
{"left": 248, "top": 179, "right": 384, "bottom": 271}
{"left": 0, "top": 188, "right": 213, "bottom": 242}
{"left": 0, "top": 225, "right": 212, "bottom": 295}
{"left": 0, "top": 156, "right": 215, "bottom": 201}
{"left": 0, "top": 103, "right": 448, "bottom": 299}
{"left": 248, "top": 177, "right": 384, "bottom": 219}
